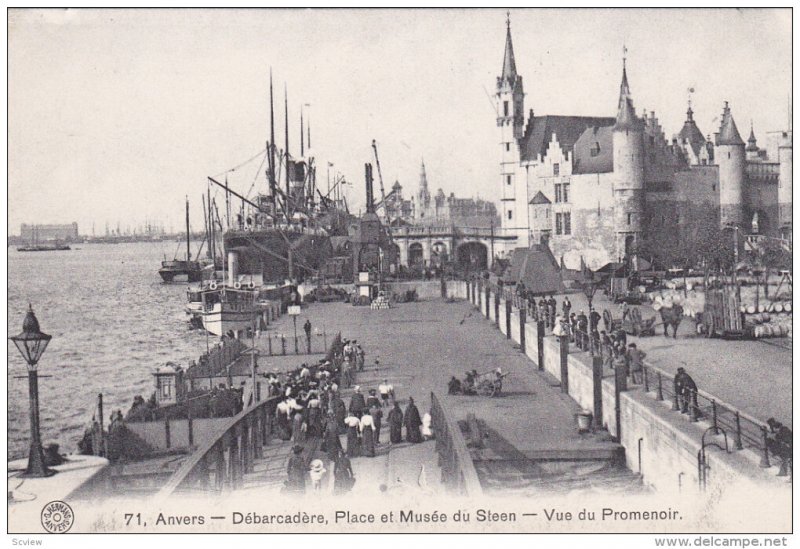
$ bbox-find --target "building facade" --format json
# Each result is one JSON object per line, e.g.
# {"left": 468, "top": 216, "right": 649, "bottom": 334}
{"left": 20, "top": 222, "right": 79, "bottom": 242}
{"left": 496, "top": 19, "right": 792, "bottom": 270}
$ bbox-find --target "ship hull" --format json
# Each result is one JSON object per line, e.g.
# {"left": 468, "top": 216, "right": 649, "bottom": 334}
{"left": 224, "top": 228, "right": 334, "bottom": 282}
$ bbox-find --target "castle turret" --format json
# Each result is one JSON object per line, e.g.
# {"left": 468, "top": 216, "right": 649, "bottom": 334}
{"left": 715, "top": 102, "right": 746, "bottom": 228}
{"left": 496, "top": 14, "right": 526, "bottom": 246}
{"left": 746, "top": 122, "right": 760, "bottom": 161}
{"left": 778, "top": 128, "right": 792, "bottom": 239}
{"left": 612, "top": 56, "right": 645, "bottom": 261}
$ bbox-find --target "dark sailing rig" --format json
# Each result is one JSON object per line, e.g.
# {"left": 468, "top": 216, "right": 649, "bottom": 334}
{"left": 159, "top": 198, "right": 205, "bottom": 283}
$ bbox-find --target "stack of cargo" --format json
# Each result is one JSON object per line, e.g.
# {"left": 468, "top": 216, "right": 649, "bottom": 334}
{"left": 742, "top": 301, "right": 793, "bottom": 339}
{"left": 370, "top": 293, "right": 391, "bottom": 310}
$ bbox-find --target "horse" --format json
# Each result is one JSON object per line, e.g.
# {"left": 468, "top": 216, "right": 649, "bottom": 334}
{"left": 658, "top": 304, "right": 684, "bottom": 338}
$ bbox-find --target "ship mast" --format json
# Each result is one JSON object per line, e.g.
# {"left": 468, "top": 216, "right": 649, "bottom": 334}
{"left": 268, "top": 68, "right": 277, "bottom": 214}
{"left": 284, "top": 83, "right": 291, "bottom": 223}
{"left": 185, "top": 196, "right": 191, "bottom": 262}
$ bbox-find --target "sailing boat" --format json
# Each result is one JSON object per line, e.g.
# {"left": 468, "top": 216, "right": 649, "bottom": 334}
{"left": 159, "top": 198, "right": 204, "bottom": 283}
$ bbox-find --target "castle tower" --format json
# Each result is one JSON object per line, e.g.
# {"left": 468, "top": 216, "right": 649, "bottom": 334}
{"left": 715, "top": 102, "right": 746, "bottom": 228}
{"left": 496, "top": 14, "right": 526, "bottom": 246}
{"left": 778, "top": 129, "right": 792, "bottom": 239}
{"left": 611, "top": 56, "right": 645, "bottom": 261}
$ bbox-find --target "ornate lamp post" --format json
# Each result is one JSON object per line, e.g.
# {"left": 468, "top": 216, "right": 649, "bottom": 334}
{"left": 9, "top": 305, "right": 53, "bottom": 477}
{"left": 582, "top": 273, "right": 599, "bottom": 354}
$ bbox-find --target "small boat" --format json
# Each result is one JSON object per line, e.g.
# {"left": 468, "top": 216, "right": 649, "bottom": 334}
{"left": 160, "top": 197, "right": 208, "bottom": 283}
{"left": 18, "top": 244, "right": 71, "bottom": 252}
{"left": 198, "top": 281, "right": 263, "bottom": 337}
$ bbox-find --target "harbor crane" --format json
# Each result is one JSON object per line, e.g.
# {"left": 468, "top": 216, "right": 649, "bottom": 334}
{"left": 371, "top": 139, "right": 390, "bottom": 224}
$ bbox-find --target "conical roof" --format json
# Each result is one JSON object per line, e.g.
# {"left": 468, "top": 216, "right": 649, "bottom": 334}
{"left": 746, "top": 123, "right": 759, "bottom": 151}
{"left": 614, "top": 66, "right": 641, "bottom": 131}
{"left": 717, "top": 102, "right": 745, "bottom": 146}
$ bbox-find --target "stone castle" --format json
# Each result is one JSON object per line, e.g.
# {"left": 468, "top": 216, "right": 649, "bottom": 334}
{"left": 495, "top": 18, "right": 792, "bottom": 270}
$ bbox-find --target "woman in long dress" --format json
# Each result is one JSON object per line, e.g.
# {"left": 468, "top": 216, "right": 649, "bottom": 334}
{"left": 345, "top": 414, "right": 361, "bottom": 458}
{"left": 292, "top": 409, "right": 307, "bottom": 443}
{"left": 387, "top": 402, "right": 403, "bottom": 444}
{"left": 404, "top": 397, "right": 423, "bottom": 443}
{"left": 360, "top": 413, "right": 375, "bottom": 457}
{"left": 324, "top": 413, "right": 342, "bottom": 462}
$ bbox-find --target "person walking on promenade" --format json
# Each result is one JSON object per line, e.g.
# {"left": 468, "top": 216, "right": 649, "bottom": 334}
{"left": 547, "top": 295, "right": 558, "bottom": 329}
{"left": 356, "top": 343, "right": 365, "bottom": 371}
{"left": 345, "top": 414, "right": 361, "bottom": 458}
{"left": 621, "top": 302, "right": 630, "bottom": 322}
{"left": 309, "top": 459, "right": 326, "bottom": 492}
{"left": 366, "top": 389, "right": 381, "bottom": 410}
{"left": 601, "top": 331, "right": 613, "bottom": 369}
{"left": 674, "top": 367, "right": 697, "bottom": 415}
{"left": 379, "top": 379, "right": 393, "bottom": 406}
{"left": 562, "top": 296, "right": 572, "bottom": 320}
{"left": 333, "top": 449, "right": 355, "bottom": 495}
{"left": 324, "top": 412, "right": 342, "bottom": 462}
{"left": 307, "top": 399, "right": 322, "bottom": 438}
{"left": 349, "top": 386, "right": 367, "bottom": 417}
{"left": 577, "top": 311, "right": 588, "bottom": 350}
{"left": 538, "top": 297, "right": 547, "bottom": 324}
{"left": 331, "top": 390, "right": 347, "bottom": 434}
{"left": 404, "top": 397, "right": 423, "bottom": 443}
{"left": 767, "top": 418, "right": 793, "bottom": 477}
{"left": 388, "top": 401, "right": 404, "bottom": 444}
{"left": 304, "top": 319, "right": 312, "bottom": 350}
{"left": 360, "top": 412, "right": 376, "bottom": 457}
{"left": 626, "top": 343, "right": 646, "bottom": 384}
{"left": 285, "top": 445, "right": 307, "bottom": 495}
{"left": 291, "top": 408, "right": 307, "bottom": 443}
{"left": 369, "top": 400, "right": 383, "bottom": 445}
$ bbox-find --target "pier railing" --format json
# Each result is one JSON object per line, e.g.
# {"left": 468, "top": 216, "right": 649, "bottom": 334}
{"left": 471, "top": 280, "right": 791, "bottom": 478}
{"left": 155, "top": 394, "right": 281, "bottom": 498}
{"left": 430, "top": 391, "right": 483, "bottom": 497}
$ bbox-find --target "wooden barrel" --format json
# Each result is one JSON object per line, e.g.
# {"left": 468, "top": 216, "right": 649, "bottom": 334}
{"left": 757, "top": 304, "right": 767, "bottom": 313}
{"left": 774, "top": 303, "right": 784, "bottom": 313}
{"left": 785, "top": 302, "right": 792, "bottom": 313}
{"left": 746, "top": 305, "right": 757, "bottom": 314}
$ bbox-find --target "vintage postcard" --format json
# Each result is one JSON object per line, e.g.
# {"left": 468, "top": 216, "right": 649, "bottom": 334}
{"left": 6, "top": 7, "right": 793, "bottom": 542}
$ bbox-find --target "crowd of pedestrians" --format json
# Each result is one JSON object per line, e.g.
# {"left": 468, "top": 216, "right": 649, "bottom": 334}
{"left": 279, "top": 335, "right": 433, "bottom": 496}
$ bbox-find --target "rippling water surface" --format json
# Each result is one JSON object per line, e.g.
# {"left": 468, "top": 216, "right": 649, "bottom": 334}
{"left": 7, "top": 242, "right": 210, "bottom": 460}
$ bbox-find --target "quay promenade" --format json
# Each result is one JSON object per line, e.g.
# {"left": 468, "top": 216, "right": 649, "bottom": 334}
{"left": 542, "top": 290, "right": 792, "bottom": 427}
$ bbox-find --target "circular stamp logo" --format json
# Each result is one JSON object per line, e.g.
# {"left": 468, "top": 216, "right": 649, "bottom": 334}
{"left": 40, "top": 500, "right": 74, "bottom": 533}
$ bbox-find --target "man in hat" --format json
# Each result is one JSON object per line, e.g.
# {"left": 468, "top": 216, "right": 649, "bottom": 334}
{"left": 369, "top": 399, "right": 383, "bottom": 446}
{"left": 303, "top": 319, "right": 312, "bottom": 350}
{"left": 349, "top": 386, "right": 366, "bottom": 417}
{"left": 388, "top": 401, "right": 403, "bottom": 444}
{"left": 547, "top": 295, "right": 558, "bottom": 329}
{"left": 576, "top": 311, "right": 588, "bottom": 350}
{"left": 285, "top": 445, "right": 307, "bottom": 494}
{"left": 767, "top": 418, "right": 793, "bottom": 477}
{"left": 366, "top": 389, "right": 381, "bottom": 410}
{"left": 562, "top": 296, "right": 572, "bottom": 321}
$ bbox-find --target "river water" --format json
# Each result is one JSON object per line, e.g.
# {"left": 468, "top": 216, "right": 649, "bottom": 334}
{"left": 7, "top": 242, "right": 211, "bottom": 460}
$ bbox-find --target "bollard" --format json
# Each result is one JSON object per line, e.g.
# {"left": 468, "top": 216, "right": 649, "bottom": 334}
{"left": 759, "top": 426, "right": 771, "bottom": 468}
{"left": 268, "top": 335, "right": 273, "bottom": 356}
{"left": 559, "top": 335, "right": 569, "bottom": 393}
{"left": 734, "top": 412, "right": 743, "bottom": 450}
{"left": 536, "top": 320, "right": 544, "bottom": 371}
{"left": 281, "top": 335, "right": 286, "bottom": 356}
{"left": 689, "top": 390, "right": 699, "bottom": 422}
{"left": 294, "top": 336, "right": 299, "bottom": 355}
{"left": 188, "top": 413, "right": 194, "bottom": 447}
{"left": 711, "top": 400, "right": 719, "bottom": 435}
{"left": 485, "top": 287, "right": 490, "bottom": 319}
{"left": 505, "top": 299, "right": 512, "bottom": 339}
{"left": 494, "top": 292, "right": 500, "bottom": 328}
{"left": 643, "top": 367, "right": 649, "bottom": 393}
{"left": 519, "top": 306, "right": 526, "bottom": 354}
{"left": 656, "top": 372, "right": 664, "bottom": 401}
{"left": 165, "top": 416, "right": 171, "bottom": 449}
{"left": 592, "top": 355, "right": 604, "bottom": 431}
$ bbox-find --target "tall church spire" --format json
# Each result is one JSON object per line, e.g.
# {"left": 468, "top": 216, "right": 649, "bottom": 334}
{"left": 501, "top": 12, "right": 517, "bottom": 83}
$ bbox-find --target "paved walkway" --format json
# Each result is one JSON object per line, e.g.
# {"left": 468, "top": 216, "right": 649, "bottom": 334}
{"left": 547, "top": 291, "right": 792, "bottom": 427}
{"left": 238, "top": 297, "right": 619, "bottom": 496}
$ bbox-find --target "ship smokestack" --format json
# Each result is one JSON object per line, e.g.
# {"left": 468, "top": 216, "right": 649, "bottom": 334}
{"left": 228, "top": 250, "right": 239, "bottom": 286}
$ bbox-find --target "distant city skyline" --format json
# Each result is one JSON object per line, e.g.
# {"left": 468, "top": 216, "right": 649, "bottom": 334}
{"left": 8, "top": 8, "right": 792, "bottom": 235}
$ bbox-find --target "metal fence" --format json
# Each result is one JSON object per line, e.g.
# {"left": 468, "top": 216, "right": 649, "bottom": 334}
{"left": 473, "top": 280, "right": 791, "bottom": 479}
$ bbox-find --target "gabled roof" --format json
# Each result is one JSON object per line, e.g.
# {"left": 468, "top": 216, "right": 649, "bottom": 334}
{"left": 529, "top": 190, "right": 551, "bottom": 205}
{"left": 504, "top": 244, "right": 566, "bottom": 295}
{"left": 519, "top": 115, "right": 615, "bottom": 162}
{"left": 572, "top": 125, "right": 614, "bottom": 174}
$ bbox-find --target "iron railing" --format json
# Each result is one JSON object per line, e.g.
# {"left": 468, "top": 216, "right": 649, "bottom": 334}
{"left": 473, "top": 282, "right": 791, "bottom": 478}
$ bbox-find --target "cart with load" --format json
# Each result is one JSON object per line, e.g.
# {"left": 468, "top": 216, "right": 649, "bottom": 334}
{"left": 462, "top": 369, "right": 508, "bottom": 397}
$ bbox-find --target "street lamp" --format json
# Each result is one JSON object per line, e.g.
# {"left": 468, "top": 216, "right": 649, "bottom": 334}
{"left": 9, "top": 305, "right": 53, "bottom": 477}
{"left": 582, "top": 272, "right": 599, "bottom": 312}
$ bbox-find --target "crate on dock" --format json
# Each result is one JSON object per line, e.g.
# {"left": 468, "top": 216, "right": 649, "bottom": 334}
{"left": 701, "top": 285, "right": 744, "bottom": 338}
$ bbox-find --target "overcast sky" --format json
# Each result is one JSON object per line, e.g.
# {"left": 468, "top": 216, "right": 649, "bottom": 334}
{"left": 8, "top": 8, "right": 791, "bottom": 235}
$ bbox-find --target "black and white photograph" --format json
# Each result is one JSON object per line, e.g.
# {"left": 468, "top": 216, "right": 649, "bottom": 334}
{"left": 6, "top": 7, "right": 793, "bottom": 541}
